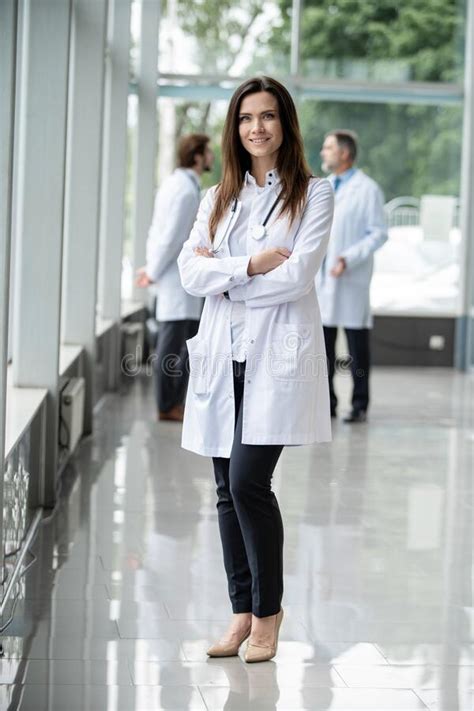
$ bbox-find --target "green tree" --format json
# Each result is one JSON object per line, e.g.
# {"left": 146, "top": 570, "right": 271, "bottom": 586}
{"left": 270, "top": 0, "right": 465, "bottom": 198}
{"left": 271, "top": 0, "right": 464, "bottom": 81}
{"left": 299, "top": 100, "right": 462, "bottom": 200}
{"left": 160, "top": 0, "right": 465, "bottom": 199}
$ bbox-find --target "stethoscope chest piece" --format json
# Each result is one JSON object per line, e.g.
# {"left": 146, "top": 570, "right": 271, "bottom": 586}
{"left": 251, "top": 224, "right": 267, "bottom": 241}
{"left": 250, "top": 192, "right": 281, "bottom": 242}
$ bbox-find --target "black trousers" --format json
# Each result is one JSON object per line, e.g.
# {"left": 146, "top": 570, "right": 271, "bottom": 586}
{"left": 212, "top": 361, "right": 284, "bottom": 618}
{"left": 323, "top": 326, "right": 370, "bottom": 413}
{"left": 155, "top": 319, "right": 199, "bottom": 413}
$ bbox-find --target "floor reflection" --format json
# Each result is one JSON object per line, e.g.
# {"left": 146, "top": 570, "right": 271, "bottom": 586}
{"left": 0, "top": 368, "right": 472, "bottom": 710}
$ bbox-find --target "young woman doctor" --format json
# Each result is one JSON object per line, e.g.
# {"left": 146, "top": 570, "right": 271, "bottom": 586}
{"left": 178, "top": 76, "right": 334, "bottom": 663}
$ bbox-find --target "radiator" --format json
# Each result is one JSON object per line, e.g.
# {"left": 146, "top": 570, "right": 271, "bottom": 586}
{"left": 60, "top": 377, "right": 85, "bottom": 453}
{"left": 121, "top": 322, "right": 144, "bottom": 368}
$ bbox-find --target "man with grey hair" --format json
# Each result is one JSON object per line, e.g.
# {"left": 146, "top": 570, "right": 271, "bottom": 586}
{"left": 317, "top": 130, "right": 387, "bottom": 423}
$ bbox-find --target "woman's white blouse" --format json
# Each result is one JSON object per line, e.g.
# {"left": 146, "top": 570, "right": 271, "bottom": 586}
{"left": 228, "top": 169, "right": 280, "bottom": 362}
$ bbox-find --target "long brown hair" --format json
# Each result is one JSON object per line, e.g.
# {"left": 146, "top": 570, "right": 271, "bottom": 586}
{"left": 209, "top": 76, "right": 312, "bottom": 242}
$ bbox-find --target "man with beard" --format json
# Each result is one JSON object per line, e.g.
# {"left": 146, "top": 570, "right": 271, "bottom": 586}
{"left": 136, "top": 134, "right": 214, "bottom": 421}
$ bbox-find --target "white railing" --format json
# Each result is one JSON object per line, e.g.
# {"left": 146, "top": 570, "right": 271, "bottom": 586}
{"left": 384, "top": 195, "right": 461, "bottom": 228}
{"left": 384, "top": 196, "right": 420, "bottom": 227}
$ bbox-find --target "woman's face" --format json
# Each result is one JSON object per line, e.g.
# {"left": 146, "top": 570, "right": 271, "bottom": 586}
{"left": 238, "top": 91, "right": 283, "bottom": 162}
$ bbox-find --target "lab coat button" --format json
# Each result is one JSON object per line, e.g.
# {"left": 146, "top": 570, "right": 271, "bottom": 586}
{"left": 250, "top": 339, "right": 255, "bottom": 344}
{"left": 229, "top": 276, "right": 234, "bottom": 281}
{"left": 247, "top": 379, "right": 251, "bottom": 384}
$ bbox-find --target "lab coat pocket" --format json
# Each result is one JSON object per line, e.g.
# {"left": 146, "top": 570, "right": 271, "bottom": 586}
{"left": 186, "top": 334, "right": 209, "bottom": 395}
{"left": 269, "top": 323, "right": 315, "bottom": 382}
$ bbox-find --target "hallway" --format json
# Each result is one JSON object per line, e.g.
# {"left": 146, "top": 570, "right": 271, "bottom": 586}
{"left": 0, "top": 367, "right": 472, "bottom": 711}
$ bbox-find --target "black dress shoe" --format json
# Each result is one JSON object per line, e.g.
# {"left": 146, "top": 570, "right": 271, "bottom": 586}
{"left": 343, "top": 410, "right": 367, "bottom": 423}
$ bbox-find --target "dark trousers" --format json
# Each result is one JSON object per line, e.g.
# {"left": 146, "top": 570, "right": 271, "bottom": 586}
{"left": 212, "top": 361, "right": 284, "bottom": 618}
{"left": 323, "top": 326, "right": 370, "bottom": 413}
{"left": 155, "top": 319, "right": 199, "bottom": 413}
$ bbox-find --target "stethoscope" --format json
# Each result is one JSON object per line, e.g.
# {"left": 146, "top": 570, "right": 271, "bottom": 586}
{"left": 211, "top": 194, "right": 282, "bottom": 254}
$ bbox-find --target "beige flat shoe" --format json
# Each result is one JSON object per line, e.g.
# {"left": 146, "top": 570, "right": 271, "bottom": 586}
{"left": 207, "top": 627, "right": 251, "bottom": 657}
{"left": 244, "top": 608, "right": 284, "bottom": 663}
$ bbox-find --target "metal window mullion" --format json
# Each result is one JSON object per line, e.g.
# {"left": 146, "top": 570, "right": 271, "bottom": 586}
{"left": 456, "top": 0, "right": 474, "bottom": 369}
{"left": 131, "top": 0, "right": 160, "bottom": 303}
{"left": 290, "top": 0, "right": 302, "bottom": 80}
{"left": 97, "top": 0, "right": 132, "bottom": 390}
{"left": 0, "top": 0, "right": 18, "bottom": 580}
{"left": 97, "top": 0, "right": 132, "bottom": 323}
{"left": 11, "top": 0, "right": 72, "bottom": 505}
{"left": 62, "top": 0, "right": 108, "bottom": 432}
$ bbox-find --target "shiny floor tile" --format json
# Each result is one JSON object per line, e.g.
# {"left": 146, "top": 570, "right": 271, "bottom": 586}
{"left": 334, "top": 664, "right": 474, "bottom": 689}
{"left": 375, "top": 643, "right": 474, "bottom": 666}
{"left": 415, "top": 687, "right": 474, "bottom": 711}
{"left": 181, "top": 640, "right": 388, "bottom": 665}
{"left": 197, "top": 685, "right": 429, "bottom": 709}
{"left": 0, "top": 659, "right": 132, "bottom": 685}
{"left": 0, "top": 636, "right": 185, "bottom": 662}
{"left": 0, "top": 684, "right": 207, "bottom": 710}
{"left": 3, "top": 614, "right": 119, "bottom": 639}
{"left": 129, "top": 659, "right": 347, "bottom": 688}
{"left": 9, "top": 598, "right": 170, "bottom": 623}
{"left": 19, "top": 583, "right": 109, "bottom": 601}
{"left": 2, "top": 368, "right": 472, "bottom": 711}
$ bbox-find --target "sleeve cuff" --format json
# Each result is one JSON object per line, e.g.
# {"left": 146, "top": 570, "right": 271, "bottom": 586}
{"left": 228, "top": 256, "right": 252, "bottom": 285}
{"left": 146, "top": 266, "right": 157, "bottom": 282}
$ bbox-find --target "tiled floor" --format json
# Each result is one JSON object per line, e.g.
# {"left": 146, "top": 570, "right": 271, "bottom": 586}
{"left": 0, "top": 367, "right": 472, "bottom": 710}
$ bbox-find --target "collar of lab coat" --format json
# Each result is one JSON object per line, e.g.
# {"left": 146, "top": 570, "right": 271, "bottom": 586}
{"left": 180, "top": 168, "right": 201, "bottom": 195}
{"left": 330, "top": 167, "right": 357, "bottom": 189}
{"left": 244, "top": 168, "right": 280, "bottom": 190}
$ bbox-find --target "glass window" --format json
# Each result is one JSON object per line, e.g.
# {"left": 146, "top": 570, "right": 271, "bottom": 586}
{"left": 299, "top": 99, "right": 463, "bottom": 315}
{"left": 122, "top": 94, "right": 138, "bottom": 301}
{"left": 159, "top": 0, "right": 289, "bottom": 77}
{"left": 157, "top": 96, "right": 227, "bottom": 188}
{"left": 153, "top": 94, "right": 463, "bottom": 317}
{"left": 122, "top": 1, "right": 142, "bottom": 301}
{"left": 294, "top": 0, "right": 465, "bottom": 83}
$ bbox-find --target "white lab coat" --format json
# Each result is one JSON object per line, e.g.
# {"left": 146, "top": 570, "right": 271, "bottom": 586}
{"left": 177, "top": 177, "right": 334, "bottom": 457}
{"left": 146, "top": 168, "right": 203, "bottom": 321}
{"left": 316, "top": 169, "right": 388, "bottom": 329}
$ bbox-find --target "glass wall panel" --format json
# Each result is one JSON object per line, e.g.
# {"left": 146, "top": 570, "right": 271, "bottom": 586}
{"left": 158, "top": 0, "right": 289, "bottom": 77}
{"left": 122, "top": 1, "right": 141, "bottom": 301}
{"left": 293, "top": 0, "right": 466, "bottom": 83}
{"left": 156, "top": 96, "right": 227, "bottom": 185}
{"left": 299, "top": 99, "right": 463, "bottom": 316}
{"left": 123, "top": 94, "right": 138, "bottom": 301}
{"left": 155, "top": 94, "right": 463, "bottom": 318}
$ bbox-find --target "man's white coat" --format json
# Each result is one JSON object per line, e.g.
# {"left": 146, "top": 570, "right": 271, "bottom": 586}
{"left": 316, "top": 169, "right": 388, "bottom": 329}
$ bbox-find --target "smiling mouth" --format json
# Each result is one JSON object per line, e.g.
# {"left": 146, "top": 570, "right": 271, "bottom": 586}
{"left": 250, "top": 137, "right": 270, "bottom": 144}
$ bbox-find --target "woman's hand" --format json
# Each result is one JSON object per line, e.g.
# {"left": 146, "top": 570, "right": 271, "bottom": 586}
{"left": 248, "top": 248, "right": 291, "bottom": 276}
{"left": 194, "top": 246, "right": 214, "bottom": 258}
